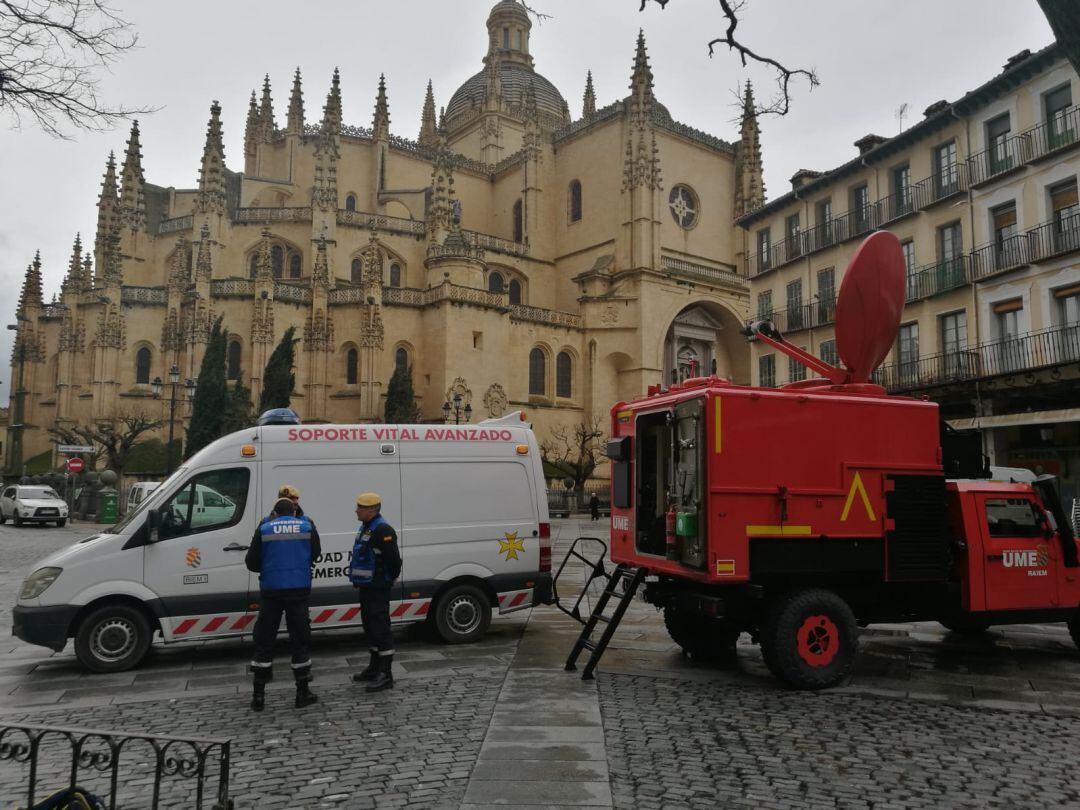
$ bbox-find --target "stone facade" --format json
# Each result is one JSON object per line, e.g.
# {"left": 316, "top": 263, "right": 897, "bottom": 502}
{"left": 10, "top": 1, "right": 759, "bottom": 470}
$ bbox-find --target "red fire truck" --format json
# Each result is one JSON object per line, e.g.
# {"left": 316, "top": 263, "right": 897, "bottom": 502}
{"left": 597, "top": 232, "right": 1080, "bottom": 690}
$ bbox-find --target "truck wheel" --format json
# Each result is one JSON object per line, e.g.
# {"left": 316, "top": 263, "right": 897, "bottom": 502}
{"left": 74, "top": 604, "right": 152, "bottom": 673}
{"left": 1067, "top": 613, "right": 1080, "bottom": 650}
{"left": 939, "top": 616, "right": 992, "bottom": 635}
{"left": 431, "top": 584, "right": 491, "bottom": 644}
{"left": 761, "top": 588, "right": 857, "bottom": 690}
{"left": 663, "top": 607, "right": 741, "bottom": 663}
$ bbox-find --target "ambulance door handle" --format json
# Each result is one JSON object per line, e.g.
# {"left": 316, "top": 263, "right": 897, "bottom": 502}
{"left": 223, "top": 543, "right": 249, "bottom": 552}
{"left": 380, "top": 443, "right": 396, "bottom": 455}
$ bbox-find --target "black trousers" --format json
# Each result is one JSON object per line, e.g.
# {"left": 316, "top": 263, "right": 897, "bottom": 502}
{"left": 357, "top": 584, "right": 394, "bottom": 654}
{"left": 251, "top": 591, "right": 312, "bottom": 679}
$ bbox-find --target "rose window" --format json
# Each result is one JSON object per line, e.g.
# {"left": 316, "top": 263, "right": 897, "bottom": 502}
{"left": 669, "top": 184, "right": 699, "bottom": 229}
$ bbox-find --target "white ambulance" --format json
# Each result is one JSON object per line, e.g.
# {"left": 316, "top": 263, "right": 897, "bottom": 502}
{"left": 13, "top": 413, "right": 553, "bottom": 672}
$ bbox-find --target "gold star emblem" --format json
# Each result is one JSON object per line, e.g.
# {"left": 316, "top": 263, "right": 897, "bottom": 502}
{"left": 498, "top": 531, "right": 525, "bottom": 561}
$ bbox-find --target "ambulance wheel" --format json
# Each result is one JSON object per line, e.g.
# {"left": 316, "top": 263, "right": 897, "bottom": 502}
{"left": 663, "top": 607, "right": 740, "bottom": 663}
{"left": 74, "top": 604, "right": 152, "bottom": 673}
{"left": 761, "top": 588, "right": 857, "bottom": 690}
{"left": 939, "top": 616, "right": 992, "bottom": 635}
{"left": 431, "top": 583, "right": 491, "bottom": 644}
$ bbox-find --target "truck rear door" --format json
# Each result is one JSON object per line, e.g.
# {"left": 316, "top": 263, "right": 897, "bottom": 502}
{"left": 978, "top": 494, "right": 1059, "bottom": 611}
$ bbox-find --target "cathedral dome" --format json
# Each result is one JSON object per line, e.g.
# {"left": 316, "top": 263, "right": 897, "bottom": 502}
{"left": 487, "top": 0, "right": 530, "bottom": 25}
{"left": 446, "top": 62, "right": 570, "bottom": 127}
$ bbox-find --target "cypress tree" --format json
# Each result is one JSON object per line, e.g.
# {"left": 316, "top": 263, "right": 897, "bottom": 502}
{"left": 384, "top": 364, "right": 420, "bottom": 423}
{"left": 222, "top": 370, "right": 253, "bottom": 434}
{"left": 185, "top": 317, "right": 229, "bottom": 458}
{"left": 259, "top": 326, "right": 297, "bottom": 411}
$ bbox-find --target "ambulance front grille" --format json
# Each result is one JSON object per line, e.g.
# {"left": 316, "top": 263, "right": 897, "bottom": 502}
{"left": 885, "top": 474, "right": 951, "bottom": 581}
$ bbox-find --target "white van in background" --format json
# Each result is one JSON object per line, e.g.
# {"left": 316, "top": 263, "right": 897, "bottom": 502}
{"left": 14, "top": 413, "right": 553, "bottom": 672}
{"left": 126, "top": 481, "right": 160, "bottom": 513}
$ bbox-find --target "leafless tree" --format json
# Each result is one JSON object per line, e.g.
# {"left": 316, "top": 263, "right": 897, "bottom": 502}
{"left": 48, "top": 413, "right": 163, "bottom": 477}
{"left": 540, "top": 418, "right": 607, "bottom": 490}
{"left": 0, "top": 0, "right": 154, "bottom": 137}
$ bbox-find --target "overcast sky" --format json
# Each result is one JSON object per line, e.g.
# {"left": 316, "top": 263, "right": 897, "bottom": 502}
{"left": 0, "top": 0, "right": 1056, "bottom": 392}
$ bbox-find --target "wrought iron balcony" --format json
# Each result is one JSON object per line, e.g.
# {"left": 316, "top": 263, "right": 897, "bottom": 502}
{"left": 905, "top": 256, "right": 968, "bottom": 303}
{"left": 875, "top": 188, "right": 918, "bottom": 225}
{"left": 1028, "top": 213, "right": 1080, "bottom": 262}
{"left": 1027, "top": 104, "right": 1080, "bottom": 162}
{"left": 753, "top": 295, "right": 837, "bottom": 335}
{"left": 912, "top": 163, "right": 968, "bottom": 208}
{"left": 966, "top": 134, "right": 1029, "bottom": 186}
{"left": 969, "top": 235, "right": 1030, "bottom": 281}
{"left": 875, "top": 323, "right": 1080, "bottom": 393}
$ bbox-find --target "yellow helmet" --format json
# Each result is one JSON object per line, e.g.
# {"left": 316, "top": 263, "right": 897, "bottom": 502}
{"left": 356, "top": 492, "right": 381, "bottom": 507}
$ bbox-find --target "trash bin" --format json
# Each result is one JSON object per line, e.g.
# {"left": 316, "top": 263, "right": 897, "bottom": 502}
{"left": 98, "top": 490, "right": 119, "bottom": 524}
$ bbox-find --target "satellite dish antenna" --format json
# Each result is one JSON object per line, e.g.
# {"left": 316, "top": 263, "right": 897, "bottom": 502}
{"left": 744, "top": 231, "right": 906, "bottom": 387}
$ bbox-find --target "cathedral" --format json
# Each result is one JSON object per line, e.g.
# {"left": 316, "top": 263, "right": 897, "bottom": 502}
{"left": 8, "top": 0, "right": 763, "bottom": 472}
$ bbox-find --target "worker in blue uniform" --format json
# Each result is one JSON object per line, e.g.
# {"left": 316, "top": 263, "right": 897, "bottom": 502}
{"left": 348, "top": 492, "right": 401, "bottom": 692}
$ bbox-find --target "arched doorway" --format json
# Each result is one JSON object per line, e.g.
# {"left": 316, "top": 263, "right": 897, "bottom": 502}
{"left": 664, "top": 306, "right": 723, "bottom": 384}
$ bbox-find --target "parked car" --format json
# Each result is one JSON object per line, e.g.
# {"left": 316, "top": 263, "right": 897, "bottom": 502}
{"left": 0, "top": 485, "right": 69, "bottom": 527}
{"left": 126, "top": 482, "right": 161, "bottom": 513}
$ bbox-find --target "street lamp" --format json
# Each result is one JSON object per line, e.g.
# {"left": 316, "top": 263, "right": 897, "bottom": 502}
{"left": 152, "top": 364, "right": 195, "bottom": 475}
{"left": 442, "top": 391, "right": 472, "bottom": 425}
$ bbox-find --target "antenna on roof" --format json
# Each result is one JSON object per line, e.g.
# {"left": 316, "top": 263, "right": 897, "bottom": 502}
{"left": 895, "top": 102, "right": 909, "bottom": 133}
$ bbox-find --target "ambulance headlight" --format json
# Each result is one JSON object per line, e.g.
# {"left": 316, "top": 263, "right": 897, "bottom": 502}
{"left": 21, "top": 567, "right": 62, "bottom": 600}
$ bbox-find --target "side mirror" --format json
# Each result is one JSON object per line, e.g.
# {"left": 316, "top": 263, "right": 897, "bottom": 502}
{"left": 147, "top": 507, "right": 160, "bottom": 543}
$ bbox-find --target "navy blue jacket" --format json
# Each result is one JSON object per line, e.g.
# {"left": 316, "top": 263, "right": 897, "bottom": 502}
{"left": 246, "top": 515, "right": 321, "bottom": 594}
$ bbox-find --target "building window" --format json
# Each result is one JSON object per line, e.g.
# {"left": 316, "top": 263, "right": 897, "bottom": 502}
{"left": 1045, "top": 84, "right": 1074, "bottom": 149}
{"left": 820, "top": 339, "right": 838, "bottom": 368}
{"left": 1051, "top": 180, "right": 1079, "bottom": 253}
{"left": 992, "top": 203, "right": 1020, "bottom": 268}
{"left": 898, "top": 322, "right": 919, "bottom": 382}
{"left": 488, "top": 272, "right": 505, "bottom": 294}
{"left": 345, "top": 194, "right": 357, "bottom": 212}
{"left": 513, "top": 199, "right": 523, "bottom": 243}
{"left": 758, "top": 354, "right": 775, "bottom": 388}
{"left": 509, "top": 279, "right": 522, "bottom": 305}
{"left": 503, "top": 26, "right": 510, "bottom": 49}
{"left": 395, "top": 347, "right": 408, "bottom": 373}
{"left": 986, "top": 114, "right": 1012, "bottom": 173}
{"left": 757, "top": 290, "right": 772, "bottom": 320}
{"left": 785, "top": 213, "right": 801, "bottom": 260}
{"left": 528, "top": 348, "right": 546, "bottom": 396}
{"left": 893, "top": 165, "right": 911, "bottom": 215}
{"left": 817, "top": 268, "right": 836, "bottom": 323}
{"left": 757, "top": 227, "right": 771, "bottom": 270}
{"left": 227, "top": 341, "right": 241, "bottom": 381}
{"left": 351, "top": 258, "right": 362, "bottom": 284}
{"left": 993, "top": 299, "right": 1023, "bottom": 372}
{"left": 135, "top": 347, "right": 151, "bottom": 385}
{"left": 249, "top": 255, "right": 258, "bottom": 278}
{"left": 852, "top": 184, "right": 870, "bottom": 232}
{"left": 934, "top": 140, "right": 959, "bottom": 197}
{"left": 289, "top": 254, "right": 301, "bottom": 279}
{"left": 271, "top": 245, "right": 284, "bottom": 279}
{"left": 668, "top": 185, "right": 699, "bottom": 229}
{"left": 786, "top": 279, "right": 803, "bottom": 330}
{"left": 941, "top": 310, "right": 968, "bottom": 377}
{"left": 389, "top": 263, "right": 402, "bottom": 288}
{"left": 345, "top": 348, "right": 358, "bottom": 385}
{"left": 789, "top": 355, "right": 806, "bottom": 383}
{"left": 938, "top": 221, "right": 964, "bottom": 285}
{"left": 816, "top": 199, "right": 833, "bottom": 247}
{"left": 569, "top": 180, "right": 582, "bottom": 223}
{"left": 1056, "top": 285, "right": 1080, "bottom": 325}
{"left": 556, "top": 352, "right": 572, "bottom": 398}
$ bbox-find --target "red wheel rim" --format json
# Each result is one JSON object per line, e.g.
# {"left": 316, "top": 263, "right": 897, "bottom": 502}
{"left": 796, "top": 614, "right": 839, "bottom": 667}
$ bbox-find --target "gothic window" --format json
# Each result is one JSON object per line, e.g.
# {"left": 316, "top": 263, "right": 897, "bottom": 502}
{"left": 345, "top": 194, "right": 357, "bottom": 212}
{"left": 669, "top": 185, "right": 699, "bottom": 229}
{"left": 488, "top": 272, "right": 505, "bottom": 293}
{"left": 249, "top": 255, "right": 258, "bottom": 278}
{"left": 346, "top": 348, "right": 358, "bottom": 385}
{"left": 389, "top": 263, "right": 402, "bottom": 288}
{"left": 528, "top": 348, "right": 546, "bottom": 396}
{"left": 569, "top": 181, "right": 583, "bottom": 223}
{"left": 556, "top": 352, "right": 572, "bottom": 398}
{"left": 513, "top": 199, "right": 523, "bottom": 243}
{"left": 271, "top": 245, "right": 284, "bottom": 279}
{"left": 289, "top": 254, "right": 301, "bottom": 279}
{"left": 509, "top": 279, "right": 522, "bottom": 305}
{"left": 227, "top": 341, "right": 241, "bottom": 381}
{"left": 351, "top": 258, "right": 362, "bottom": 284}
{"left": 395, "top": 347, "right": 408, "bottom": 373}
{"left": 135, "top": 347, "right": 151, "bottom": 385}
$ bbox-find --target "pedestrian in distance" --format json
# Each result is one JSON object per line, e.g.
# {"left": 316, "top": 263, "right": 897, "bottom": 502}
{"left": 245, "top": 497, "right": 322, "bottom": 711}
{"left": 348, "top": 492, "right": 401, "bottom": 692}
{"left": 590, "top": 491, "right": 600, "bottom": 522}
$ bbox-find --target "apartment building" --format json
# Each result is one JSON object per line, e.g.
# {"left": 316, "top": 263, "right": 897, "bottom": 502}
{"left": 737, "top": 44, "right": 1080, "bottom": 502}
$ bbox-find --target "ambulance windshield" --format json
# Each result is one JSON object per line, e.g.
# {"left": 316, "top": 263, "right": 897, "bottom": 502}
{"left": 106, "top": 466, "right": 188, "bottom": 534}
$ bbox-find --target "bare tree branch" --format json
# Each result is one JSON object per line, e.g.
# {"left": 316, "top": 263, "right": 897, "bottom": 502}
{"left": 640, "top": 0, "right": 819, "bottom": 116}
{"left": 0, "top": 0, "right": 157, "bottom": 137}
{"left": 48, "top": 412, "right": 163, "bottom": 475}
{"left": 540, "top": 419, "right": 606, "bottom": 490}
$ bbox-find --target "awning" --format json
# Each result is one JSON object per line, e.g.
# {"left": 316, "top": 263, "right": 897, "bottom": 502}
{"left": 949, "top": 408, "right": 1080, "bottom": 430}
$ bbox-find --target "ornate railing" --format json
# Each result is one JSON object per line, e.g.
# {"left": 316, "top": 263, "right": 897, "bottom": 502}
{"left": 429, "top": 282, "right": 506, "bottom": 309}
{"left": 0, "top": 721, "right": 231, "bottom": 809}
{"left": 905, "top": 256, "right": 968, "bottom": 302}
{"left": 661, "top": 255, "right": 746, "bottom": 286}
{"left": 210, "top": 278, "right": 253, "bottom": 297}
{"left": 510, "top": 303, "right": 582, "bottom": 329}
{"left": 1026, "top": 104, "right": 1080, "bottom": 162}
{"left": 336, "top": 209, "right": 425, "bottom": 236}
{"left": 273, "top": 282, "right": 310, "bottom": 304}
{"left": 967, "top": 133, "right": 1029, "bottom": 186}
{"left": 466, "top": 230, "right": 528, "bottom": 257}
{"left": 1028, "top": 213, "right": 1080, "bottom": 262}
{"left": 492, "top": 149, "right": 527, "bottom": 174}
{"left": 41, "top": 304, "right": 67, "bottom": 320}
{"left": 427, "top": 241, "right": 486, "bottom": 262}
{"left": 121, "top": 286, "right": 169, "bottom": 305}
{"left": 911, "top": 163, "right": 968, "bottom": 208}
{"left": 554, "top": 103, "right": 622, "bottom": 142}
{"left": 234, "top": 207, "right": 312, "bottom": 224}
{"left": 656, "top": 118, "right": 733, "bottom": 153}
{"left": 969, "top": 236, "right": 1030, "bottom": 281}
{"left": 380, "top": 286, "right": 426, "bottom": 306}
{"left": 157, "top": 215, "right": 193, "bottom": 236}
{"left": 754, "top": 296, "right": 836, "bottom": 335}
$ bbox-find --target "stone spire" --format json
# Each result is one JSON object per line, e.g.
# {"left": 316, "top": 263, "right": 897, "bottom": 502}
{"left": 17, "top": 252, "right": 43, "bottom": 314}
{"left": 62, "top": 234, "right": 83, "bottom": 297}
{"left": 419, "top": 80, "right": 438, "bottom": 148}
{"left": 311, "top": 234, "right": 331, "bottom": 289}
{"left": 95, "top": 151, "right": 120, "bottom": 258}
{"left": 629, "top": 29, "right": 655, "bottom": 117}
{"left": 254, "top": 227, "right": 274, "bottom": 282}
{"left": 522, "top": 79, "right": 541, "bottom": 157}
{"left": 373, "top": 73, "right": 390, "bottom": 140}
{"left": 82, "top": 253, "right": 93, "bottom": 292}
{"left": 195, "top": 101, "right": 228, "bottom": 215}
{"left": 195, "top": 223, "right": 213, "bottom": 283}
{"left": 258, "top": 74, "right": 275, "bottom": 142}
{"left": 168, "top": 236, "right": 190, "bottom": 289}
{"left": 244, "top": 90, "right": 259, "bottom": 165}
{"left": 426, "top": 136, "right": 456, "bottom": 240}
{"left": 287, "top": 67, "right": 305, "bottom": 135}
{"left": 323, "top": 68, "right": 342, "bottom": 134}
{"left": 119, "top": 120, "right": 146, "bottom": 231}
{"left": 583, "top": 70, "right": 596, "bottom": 118}
{"left": 313, "top": 72, "right": 342, "bottom": 211}
{"left": 485, "top": 58, "right": 503, "bottom": 108}
{"left": 735, "top": 80, "right": 766, "bottom": 217}
{"left": 623, "top": 31, "right": 661, "bottom": 191}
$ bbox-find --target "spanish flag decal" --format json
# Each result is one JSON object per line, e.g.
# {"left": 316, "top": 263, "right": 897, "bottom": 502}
{"left": 716, "top": 559, "right": 736, "bottom": 576}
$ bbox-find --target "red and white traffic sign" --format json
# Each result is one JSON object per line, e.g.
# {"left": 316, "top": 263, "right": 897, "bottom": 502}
{"left": 66, "top": 457, "right": 85, "bottom": 473}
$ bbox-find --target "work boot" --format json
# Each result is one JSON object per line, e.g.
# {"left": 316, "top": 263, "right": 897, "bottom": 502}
{"left": 365, "top": 655, "right": 394, "bottom": 692}
{"left": 294, "top": 680, "right": 318, "bottom": 708}
{"left": 352, "top": 649, "right": 379, "bottom": 683}
{"left": 251, "top": 681, "right": 265, "bottom": 712}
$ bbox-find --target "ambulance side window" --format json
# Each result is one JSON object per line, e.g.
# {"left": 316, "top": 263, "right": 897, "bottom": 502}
{"left": 158, "top": 468, "right": 250, "bottom": 540}
{"left": 985, "top": 498, "right": 1043, "bottom": 538}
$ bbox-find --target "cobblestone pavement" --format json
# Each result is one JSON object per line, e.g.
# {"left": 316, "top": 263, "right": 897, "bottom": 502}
{"left": 2, "top": 519, "right": 1080, "bottom": 807}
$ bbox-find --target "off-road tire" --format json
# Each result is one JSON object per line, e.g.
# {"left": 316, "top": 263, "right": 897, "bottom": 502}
{"left": 0, "top": 510, "right": 6, "bottom": 524}
{"left": 761, "top": 588, "right": 858, "bottom": 690}
{"left": 939, "top": 616, "right": 993, "bottom": 635}
{"left": 13, "top": 515, "right": 22, "bottom": 527}
{"left": 56, "top": 518, "right": 67, "bottom": 528}
{"left": 663, "top": 607, "right": 741, "bottom": 663}
{"left": 1067, "top": 613, "right": 1080, "bottom": 651}
{"left": 431, "top": 583, "right": 491, "bottom": 644}
{"left": 74, "top": 604, "right": 152, "bottom": 673}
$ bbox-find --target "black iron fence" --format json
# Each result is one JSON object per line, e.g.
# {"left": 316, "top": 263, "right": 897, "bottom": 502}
{"left": 969, "top": 235, "right": 1031, "bottom": 281}
{"left": 0, "top": 722, "right": 232, "bottom": 809}
{"left": 547, "top": 481, "right": 610, "bottom": 518}
{"left": 756, "top": 296, "right": 837, "bottom": 334}
{"left": 1029, "top": 213, "right": 1080, "bottom": 262}
{"left": 967, "top": 134, "right": 1028, "bottom": 186}
{"left": 1027, "top": 104, "right": 1080, "bottom": 161}
{"left": 905, "top": 256, "right": 968, "bottom": 302}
